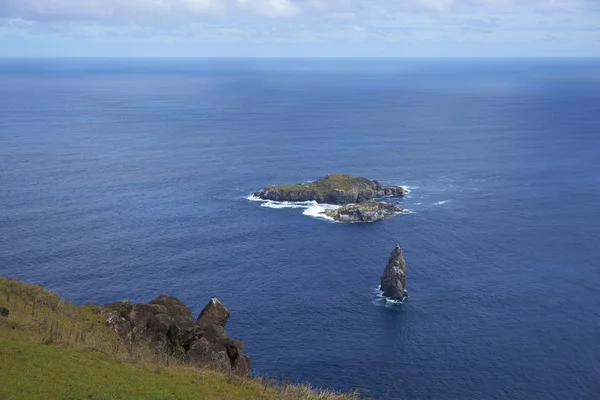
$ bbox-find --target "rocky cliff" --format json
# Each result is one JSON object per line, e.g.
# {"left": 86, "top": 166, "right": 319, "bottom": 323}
{"left": 380, "top": 244, "right": 408, "bottom": 301}
{"left": 96, "top": 295, "right": 250, "bottom": 376}
{"left": 254, "top": 174, "right": 407, "bottom": 205}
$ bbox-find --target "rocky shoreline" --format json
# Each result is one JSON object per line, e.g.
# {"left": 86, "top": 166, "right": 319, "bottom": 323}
{"left": 321, "top": 201, "right": 406, "bottom": 223}
{"left": 95, "top": 295, "right": 250, "bottom": 376}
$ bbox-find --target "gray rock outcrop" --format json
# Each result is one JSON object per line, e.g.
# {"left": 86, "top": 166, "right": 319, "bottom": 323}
{"left": 380, "top": 243, "right": 408, "bottom": 301}
{"left": 321, "top": 201, "right": 405, "bottom": 223}
{"left": 196, "top": 298, "right": 230, "bottom": 327}
{"left": 96, "top": 296, "right": 250, "bottom": 376}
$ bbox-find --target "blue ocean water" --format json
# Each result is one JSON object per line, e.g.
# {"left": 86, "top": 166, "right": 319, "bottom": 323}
{"left": 1, "top": 58, "right": 600, "bottom": 399}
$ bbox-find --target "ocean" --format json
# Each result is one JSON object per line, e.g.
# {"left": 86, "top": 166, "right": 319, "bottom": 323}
{"left": 1, "top": 58, "right": 599, "bottom": 399}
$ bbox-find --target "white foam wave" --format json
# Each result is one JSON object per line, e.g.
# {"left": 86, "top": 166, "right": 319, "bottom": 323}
{"left": 247, "top": 195, "right": 341, "bottom": 221}
{"left": 261, "top": 201, "right": 314, "bottom": 209}
{"left": 434, "top": 200, "right": 450, "bottom": 205}
{"left": 302, "top": 202, "right": 340, "bottom": 222}
{"left": 248, "top": 194, "right": 413, "bottom": 221}
{"left": 371, "top": 287, "right": 407, "bottom": 307}
{"left": 246, "top": 194, "right": 266, "bottom": 202}
{"left": 401, "top": 185, "right": 420, "bottom": 194}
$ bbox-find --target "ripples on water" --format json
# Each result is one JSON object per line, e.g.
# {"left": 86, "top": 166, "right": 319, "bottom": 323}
{"left": 1, "top": 58, "right": 600, "bottom": 399}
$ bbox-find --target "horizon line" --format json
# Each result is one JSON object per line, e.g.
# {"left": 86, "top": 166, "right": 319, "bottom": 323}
{"left": 1, "top": 55, "right": 600, "bottom": 60}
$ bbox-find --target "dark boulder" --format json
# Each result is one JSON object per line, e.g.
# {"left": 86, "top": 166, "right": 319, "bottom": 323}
{"left": 380, "top": 243, "right": 408, "bottom": 301}
{"left": 197, "top": 322, "right": 227, "bottom": 343}
{"left": 168, "top": 315, "right": 197, "bottom": 348}
{"left": 105, "top": 311, "right": 133, "bottom": 340}
{"left": 126, "top": 303, "right": 167, "bottom": 326}
{"left": 100, "top": 301, "right": 133, "bottom": 318}
{"left": 96, "top": 294, "right": 250, "bottom": 376}
{"left": 0, "top": 307, "right": 9, "bottom": 318}
{"left": 147, "top": 313, "right": 174, "bottom": 340}
{"left": 224, "top": 339, "right": 250, "bottom": 375}
{"left": 187, "top": 338, "right": 231, "bottom": 372}
{"left": 196, "top": 298, "right": 230, "bottom": 327}
{"left": 150, "top": 295, "right": 193, "bottom": 319}
{"left": 126, "top": 303, "right": 168, "bottom": 341}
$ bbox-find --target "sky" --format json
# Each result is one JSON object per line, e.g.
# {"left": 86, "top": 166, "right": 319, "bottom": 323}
{"left": 0, "top": 0, "right": 599, "bottom": 57}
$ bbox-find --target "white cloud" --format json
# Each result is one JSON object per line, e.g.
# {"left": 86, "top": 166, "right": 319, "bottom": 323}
{"left": 236, "top": 0, "right": 301, "bottom": 17}
{"left": 1, "top": 0, "right": 596, "bottom": 22}
{"left": 1, "top": 0, "right": 598, "bottom": 57}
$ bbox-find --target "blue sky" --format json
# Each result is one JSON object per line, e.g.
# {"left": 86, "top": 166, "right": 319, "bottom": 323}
{"left": 0, "top": 0, "right": 599, "bottom": 57}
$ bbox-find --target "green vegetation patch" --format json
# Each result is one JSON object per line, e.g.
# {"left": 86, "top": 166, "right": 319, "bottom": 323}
{"left": 269, "top": 174, "right": 374, "bottom": 193}
{"left": 0, "top": 331, "right": 261, "bottom": 400}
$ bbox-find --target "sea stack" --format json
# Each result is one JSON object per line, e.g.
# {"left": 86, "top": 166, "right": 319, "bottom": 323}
{"left": 380, "top": 243, "right": 408, "bottom": 301}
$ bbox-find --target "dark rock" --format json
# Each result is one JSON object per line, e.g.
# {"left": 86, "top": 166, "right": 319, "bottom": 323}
{"left": 144, "top": 313, "right": 176, "bottom": 353}
{"left": 373, "top": 180, "right": 408, "bottom": 197}
{"left": 187, "top": 338, "right": 231, "bottom": 372}
{"left": 97, "top": 294, "right": 249, "bottom": 376}
{"left": 235, "top": 354, "right": 251, "bottom": 376}
{"left": 380, "top": 243, "right": 408, "bottom": 301}
{"left": 197, "top": 298, "right": 230, "bottom": 327}
{"left": 101, "top": 301, "right": 133, "bottom": 318}
{"left": 147, "top": 313, "right": 174, "bottom": 339}
{"left": 224, "top": 339, "right": 251, "bottom": 375}
{"left": 198, "top": 323, "right": 227, "bottom": 343}
{"left": 0, "top": 307, "right": 9, "bottom": 318}
{"left": 150, "top": 295, "right": 193, "bottom": 319}
{"left": 254, "top": 174, "right": 407, "bottom": 205}
{"left": 168, "top": 315, "right": 197, "bottom": 348}
{"left": 224, "top": 339, "right": 241, "bottom": 361}
{"left": 105, "top": 311, "right": 133, "bottom": 340}
{"left": 321, "top": 201, "right": 404, "bottom": 223}
{"left": 126, "top": 303, "right": 166, "bottom": 326}
{"left": 126, "top": 304, "right": 167, "bottom": 341}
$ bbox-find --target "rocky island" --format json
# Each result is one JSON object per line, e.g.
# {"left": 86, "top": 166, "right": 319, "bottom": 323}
{"left": 254, "top": 174, "right": 408, "bottom": 223}
{"left": 254, "top": 174, "right": 407, "bottom": 205}
{"left": 380, "top": 243, "right": 408, "bottom": 301}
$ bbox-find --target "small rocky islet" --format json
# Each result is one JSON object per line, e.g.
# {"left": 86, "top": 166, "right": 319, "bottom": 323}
{"left": 254, "top": 174, "right": 409, "bottom": 223}
{"left": 380, "top": 243, "right": 408, "bottom": 301}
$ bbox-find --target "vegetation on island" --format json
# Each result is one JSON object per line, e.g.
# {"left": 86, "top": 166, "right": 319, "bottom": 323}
{"left": 0, "top": 278, "right": 361, "bottom": 400}
{"left": 267, "top": 174, "right": 376, "bottom": 195}
{"left": 255, "top": 174, "right": 406, "bottom": 206}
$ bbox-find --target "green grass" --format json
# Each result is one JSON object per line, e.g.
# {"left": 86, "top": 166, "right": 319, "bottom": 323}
{"left": 0, "top": 278, "right": 362, "bottom": 400}
{"left": 0, "top": 329, "right": 261, "bottom": 400}
{"left": 269, "top": 174, "right": 374, "bottom": 194}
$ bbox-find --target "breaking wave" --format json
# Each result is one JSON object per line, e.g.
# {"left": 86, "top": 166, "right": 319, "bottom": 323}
{"left": 371, "top": 287, "right": 406, "bottom": 307}
{"left": 247, "top": 195, "right": 341, "bottom": 221}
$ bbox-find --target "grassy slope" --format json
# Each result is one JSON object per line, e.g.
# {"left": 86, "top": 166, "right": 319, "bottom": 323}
{"left": 0, "top": 278, "right": 360, "bottom": 400}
